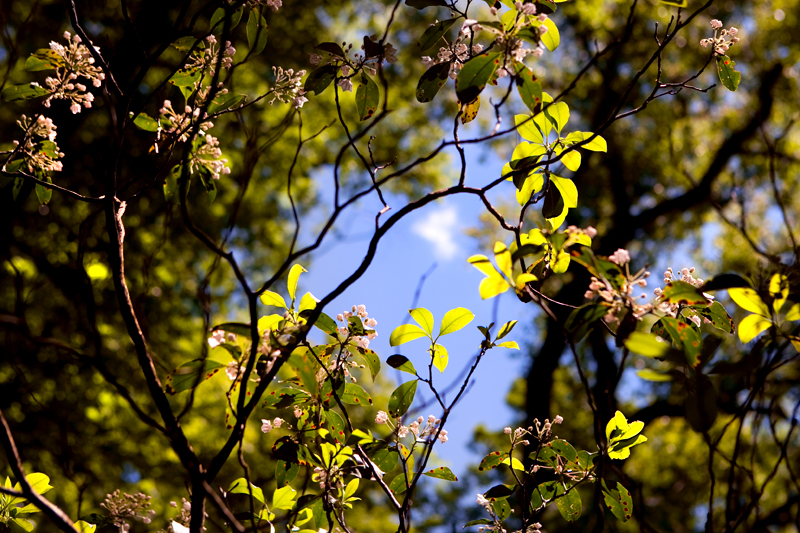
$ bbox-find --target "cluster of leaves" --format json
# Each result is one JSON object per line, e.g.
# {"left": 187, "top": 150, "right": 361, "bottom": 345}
{"left": 467, "top": 411, "right": 646, "bottom": 530}
{"left": 0, "top": 474, "right": 94, "bottom": 533}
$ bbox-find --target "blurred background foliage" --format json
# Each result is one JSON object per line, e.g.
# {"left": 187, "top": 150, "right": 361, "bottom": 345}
{"left": 1, "top": 0, "right": 799, "bottom": 531}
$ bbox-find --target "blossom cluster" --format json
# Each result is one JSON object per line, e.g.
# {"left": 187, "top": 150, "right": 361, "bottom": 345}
{"left": 185, "top": 35, "right": 236, "bottom": 77}
{"left": 11, "top": 115, "right": 65, "bottom": 173}
{"left": 584, "top": 248, "right": 652, "bottom": 323}
{"left": 309, "top": 38, "right": 397, "bottom": 92}
{"left": 397, "top": 414, "right": 448, "bottom": 443}
{"left": 421, "top": 20, "right": 486, "bottom": 80}
{"left": 653, "top": 267, "right": 713, "bottom": 325}
{"left": 101, "top": 490, "right": 156, "bottom": 532}
{"left": 248, "top": 0, "right": 281, "bottom": 10}
{"left": 336, "top": 304, "right": 378, "bottom": 350}
{"left": 42, "top": 31, "right": 105, "bottom": 113}
{"left": 700, "top": 20, "right": 740, "bottom": 55}
{"left": 268, "top": 66, "right": 308, "bottom": 108}
{"left": 157, "top": 97, "right": 231, "bottom": 179}
{"left": 261, "top": 416, "right": 284, "bottom": 433}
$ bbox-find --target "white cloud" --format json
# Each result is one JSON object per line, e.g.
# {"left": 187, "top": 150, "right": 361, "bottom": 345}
{"left": 411, "top": 205, "right": 460, "bottom": 261}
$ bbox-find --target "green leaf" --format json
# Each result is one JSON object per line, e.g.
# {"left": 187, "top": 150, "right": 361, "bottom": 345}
{"left": 455, "top": 52, "right": 501, "bottom": 104}
{"left": 2, "top": 83, "right": 50, "bottom": 102}
{"left": 228, "top": 478, "right": 265, "bottom": 505}
{"left": 298, "top": 292, "right": 317, "bottom": 313}
{"left": 388, "top": 472, "right": 410, "bottom": 494}
{"left": 549, "top": 439, "right": 577, "bottom": 462}
{"left": 515, "top": 114, "right": 544, "bottom": 144}
{"left": 262, "top": 387, "right": 310, "bottom": 409}
{"left": 210, "top": 7, "right": 243, "bottom": 31}
{"left": 164, "top": 359, "right": 224, "bottom": 394}
{"left": 654, "top": 317, "right": 703, "bottom": 366}
{"left": 492, "top": 498, "right": 512, "bottom": 520}
{"left": 246, "top": 10, "right": 268, "bottom": 55}
{"left": 74, "top": 520, "right": 96, "bottom": 533}
{"left": 416, "top": 62, "right": 451, "bottom": 103}
{"left": 737, "top": 313, "right": 772, "bottom": 343}
{"left": 460, "top": 96, "right": 480, "bottom": 124}
{"left": 313, "top": 312, "right": 338, "bottom": 336}
{"left": 550, "top": 175, "right": 577, "bottom": 208}
{"left": 207, "top": 93, "right": 245, "bottom": 115}
{"left": 430, "top": 343, "right": 448, "bottom": 373}
{"left": 355, "top": 72, "right": 379, "bottom": 121}
{"left": 496, "top": 320, "right": 517, "bottom": 340}
{"left": 35, "top": 174, "right": 52, "bottom": 205}
{"left": 355, "top": 347, "right": 381, "bottom": 380}
{"left": 276, "top": 460, "right": 300, "bottom": 486}
{"left": 660, "top": 280, "right": 709, "bottom": 306}
{"left": 693, "top": 301, "right": 734, "bottom": 334}
{"left": 515, "top": 65, "right": 543, "bottom": 113}
{"left": 260, "top": 290, "right": 288, "bottom": 309}
{"left": 500, "top": 456, "right": 525, "bottom": 471}
{"left": 564, "top": 131, "right": 607, "bottom": 152}
{"left": 560, "top": 149, "right": 581, "bottom": 172}
{"left": 565, "top": 303, "right": 609, "bottom": 342}
{"left": 419, "top": 18, "right": 457, "bottom": 52}
{"left": 715, "top": 55, "right": 741, "bottom": 92}
{"left": 544, "top": 101, "right": 569, "bottom": 134}
{"left": 729, "top": 288, "right": 770, "bottom": 317}
{"left": 287, "top": 264, "right": 306, "bottom": 303}
{"left": 495, "top": 341, "right": 519, "bottom": 349}
{"left": 636, "top": 369, "right": 674, "bottom": 381}
{"left": 478, "top": 451, "right": 505, "bottom": 471}
{"left": 26, "top": 49, "right": 65, "bottom": 71}
{"left": 343, "top": 478, "right": 359, "bottom": 500}
{"left": 422, "top": 466, "right": 458, "bottom": 481}
{"left": 409, "top": 308, "right": 435, "bottom": 336}
{"left": 133, "top": 112, "right": 160, "bottom": 132}
{"left": 624, "top": 331, "right": 670, "bottom": 357}
{"left": 171, "top": 65, "right": 203, "bottom": 88}
{"left": 386, "top": 355, "right": 417, "bottom": 376}
{"left": 464, "top": 519, "right": 495, "bottom": 527}
{"left": 304, "top": 65, "right": 337, "bottom": 96}
{"left": 389, "top": 323, "right": 428, "bottom": 346}
{"left": 388, "top": 380, "right": 418, "bottom": 417}
{"left": 540, "top": 17, "right": 560, "bottom": 51}
{"left": 439, "top": 307, "right": 474, "bottom": 336}
{"left": 272, "top": 485, "right": 297, "bottom": 511}
{"left": 11, "top": 518, "right": 34, "bottom": 532}
{"left": 341, "top": 383, "right": 372, "bottom": 405}
{"left": 557, "top": 487, "right": 582, "bottom": 522}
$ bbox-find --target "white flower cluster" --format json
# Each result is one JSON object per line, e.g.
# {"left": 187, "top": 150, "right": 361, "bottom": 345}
{"left": 161, "top": 498, "right": 191, "bottom": 533}
{"left": 185, "top": 35, "right": 236, "bottom": 77}
{"left": 157, "top": 98, "right": 230, "bottom": 178}
{"left": 398, "top": 414, "right": 448, "bottom": 443}
{"left": 42, "top": 31, "right": 105, "bottom": 113}
{"left": 335, "top": 304, "right": 378, "bottom": 349}
{"left": 584, "top": 252, "right": 652, "bottom": 323}
{"left": 653, "top": 267, "right": 713, "bottom": 325}
{"left": 101, "top": 490, "right": 157, "bottom": 532}
{"left": 261, "top": 417, "right": 284, "bottom": 433}
{"left": 700, "top": 20, "right": 740, "bottom": 55}
{"left": 11, "top": 115, "right": 65, "bottom": 174}
{"left": 268, "top": 66, "right": 308, "bottom": 108}
{"left": 421, "top": 19, "right": 487, "bottom": 80}
{"left": 248, "top": 0, "right": 281, "bottom": 10}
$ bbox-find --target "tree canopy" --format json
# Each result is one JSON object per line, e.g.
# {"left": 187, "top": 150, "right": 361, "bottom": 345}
{"left": 1, "top": 0, "right": 799, "bottom": 532}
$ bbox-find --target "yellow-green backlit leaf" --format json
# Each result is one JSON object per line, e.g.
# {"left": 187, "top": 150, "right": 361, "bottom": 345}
{"left": 409, "top": 308, "right": 435, "bottom": 336}
{"left": 729, "top": 288, "right": 770, "bottom": 317}
{"left": 389, "top": 324, "right": 428, "bottom": 346}
{"left": 287, "top": 264, "right": 307, "bottom": 302}
{"left": 479, "top": 277, "right": 510, "bottom": 299}
{"left": 439, "top": 307, "right": 475, "bottom": 336}
{"left": 260, "top": 290, "right": 288, "bottom": 309}
{"left": 430, "top": 343, "right": 448, "bottom": 372}
{"left": 737, "top": 313, "right": 772, "bottom": 343}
